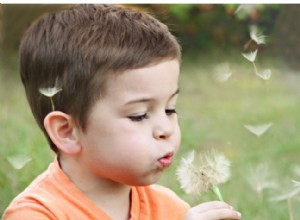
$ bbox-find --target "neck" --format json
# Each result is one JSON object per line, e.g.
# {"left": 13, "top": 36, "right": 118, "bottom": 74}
{"left": 58, "top": 154, "right": 132, "bottom": 220}
{"left": 86, "top": 183, "right": 132, "bottom": 220}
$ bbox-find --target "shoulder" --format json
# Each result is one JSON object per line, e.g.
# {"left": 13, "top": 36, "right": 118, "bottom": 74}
{"left": 3, "top": 160, "right": 61, "bottom": 220}
{"left": 3, "top": 158, "right": 110, "bottom": 220}
{"left": 2, "top": 200, "right": 56, "bottom": 220}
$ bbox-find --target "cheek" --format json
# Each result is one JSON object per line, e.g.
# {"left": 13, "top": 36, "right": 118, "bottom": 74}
{"left": 120, "top": 133, "right": 151, "bottom": 152}
{"left": 174, "top": 125, "right": 181, "bottom": 151}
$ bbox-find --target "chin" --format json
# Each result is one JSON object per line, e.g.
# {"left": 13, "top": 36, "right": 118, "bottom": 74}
{"left": 138, "top": 173, "right": 163, "bottom": 186}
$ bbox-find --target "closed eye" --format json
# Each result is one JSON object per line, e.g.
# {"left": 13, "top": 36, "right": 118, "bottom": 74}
{"left": 128, "top": 113, "right": 149, "bottom": 122}
{"left": 165, "top": 109, "right": 177, "bottom": 115}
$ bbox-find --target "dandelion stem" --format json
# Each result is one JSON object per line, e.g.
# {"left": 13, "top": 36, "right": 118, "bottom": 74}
{"left": 288, "top": 198, "right": 294, "bottom": 220}
{"left": 244, "top": 39, "right": 252, "bottom": 50}
{"left": 252, "top": 61, "right": 259, "bottom": 76}
{"left": 50, "top": 97, "right": 55, "bottom": 111}
{"left": 212, "top": 186, "right": 224, "bottom": 202}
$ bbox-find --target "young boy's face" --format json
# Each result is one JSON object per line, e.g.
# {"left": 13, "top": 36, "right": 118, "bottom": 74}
{"left": 77, "top": 59, "right": 181, "bottom": 186}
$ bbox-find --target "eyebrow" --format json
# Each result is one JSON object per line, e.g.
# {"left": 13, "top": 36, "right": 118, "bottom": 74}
{"left": 124, "top": 88, "right": 180, "bottom": 106}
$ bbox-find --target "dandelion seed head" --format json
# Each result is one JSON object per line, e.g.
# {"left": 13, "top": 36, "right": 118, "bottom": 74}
{"left": 176, "top": 149, "right": 231, "bottom": 196}
{"left": 242, "top": 50, "right": 258, "bottom": 63}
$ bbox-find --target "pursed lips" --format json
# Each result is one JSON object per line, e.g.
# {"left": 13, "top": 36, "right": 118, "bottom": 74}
{"left": 158, "top": 152, "right": 174, "bottom": 168}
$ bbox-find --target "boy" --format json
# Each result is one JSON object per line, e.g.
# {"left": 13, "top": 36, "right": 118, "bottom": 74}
{"left": 3, "top": 4, "right": 241, "bottom": 220}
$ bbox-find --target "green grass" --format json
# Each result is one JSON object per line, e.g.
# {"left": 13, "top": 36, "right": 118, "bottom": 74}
{"left": 1, "top": 53, "right": 300, "bottom": 219}
{"left": 160, "top": 54, "right": 300, "bottom": 219}
{"left": 0, "top": 55, "right": 54, "bottom": 216}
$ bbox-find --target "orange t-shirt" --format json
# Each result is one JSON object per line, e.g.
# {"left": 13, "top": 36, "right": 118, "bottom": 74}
{"left": 2, "top": 158, "right": 190, "bottom": 220}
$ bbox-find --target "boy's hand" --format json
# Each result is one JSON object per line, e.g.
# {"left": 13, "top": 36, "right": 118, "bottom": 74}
{"left": 184, "top": 201, "right": 241, "bottom": 220}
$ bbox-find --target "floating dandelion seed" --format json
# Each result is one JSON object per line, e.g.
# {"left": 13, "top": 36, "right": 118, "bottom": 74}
{"left": 242, "top": 50, "right": 261, "bottom": 78}
{"left": 247, "top": 163, "right": 278, "bottom": 196}
{"left": 176, "top": 149, "right": 231, "bottom": 201}
{"left": 270, "top": 180, "right": 300, "bottom": 202}
{"left": 234, "top": 4, "right": 260, "bottom": 19}
{"left": 39, "top": 87, "right": 62, "bottom": 97}
{"left": 292, "top": 180, "right": 300, "bottom": 202}
{"left": 213, "top": 62, "right": 232, "bottom": 82}
{"left": 7, "top": 154, "right": 32, "bottom": 170}
{"left": 270, "top": 180, "right": 300, "bottom": 220}
{"left": 293, "top": 180, "right": 300, "bottom": 187}
{"left": 243, "top": 122, "right": 273, "bottom": 137}
{"left": 244, "top": 25, "right": 267, "bottom": 50}
{"left": 39, "top": 87, "right": 62, "bottom": 111}
{"left": 242, "top": 50, "right": 257, "bottom": 63}
{"left": 257, "top": 69, "right": 272, "bottom": 80}
{"left": 242, "top": 50, "right": 271, "bottom": 80}
{"left": 291, "top": 165, "right": 300, "bottom": 177}
{"left": 249, "top": 25, "right": 266, "bottom": 45}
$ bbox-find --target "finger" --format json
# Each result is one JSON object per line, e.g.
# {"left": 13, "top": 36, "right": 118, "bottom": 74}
{"left": 191, "top": 201, "right": 233, "bottom": 213}
{"left": 200, "top": 208, "right": 241, "bottom": 220}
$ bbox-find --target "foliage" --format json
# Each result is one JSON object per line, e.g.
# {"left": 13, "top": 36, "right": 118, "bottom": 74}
{"left": 1, "top": 4, "right": 280, "bottom": 55}
{"left": 138, "top": 4, "right": 280, "bottom": 54}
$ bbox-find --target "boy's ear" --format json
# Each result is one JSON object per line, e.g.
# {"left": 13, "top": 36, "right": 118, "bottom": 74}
{"left": 44, "top": 111, "right": 81, "bottom": 155}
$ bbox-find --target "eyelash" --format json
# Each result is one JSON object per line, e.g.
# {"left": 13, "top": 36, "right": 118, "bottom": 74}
{"left": 128, "top": 113, "right": 149, "bottom": 122}
{"left": 128, "top": 109, "right": 177, "bottom": 122}
{"left": 165, "top": 109, "right": 177, "bottom": 115}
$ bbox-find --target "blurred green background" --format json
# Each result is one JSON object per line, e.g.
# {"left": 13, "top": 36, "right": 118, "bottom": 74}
{"left": 1, "top": 4, "right": 300, "bottom": 219}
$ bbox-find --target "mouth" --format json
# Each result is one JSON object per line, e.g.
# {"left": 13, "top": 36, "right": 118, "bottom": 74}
{"left": 158, "top": 152, "right": 174, "bottom": 168}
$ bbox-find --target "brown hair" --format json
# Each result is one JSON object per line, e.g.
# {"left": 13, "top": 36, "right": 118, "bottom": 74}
{"left": 20, "top": 4, "right": 181, "bottom": 152}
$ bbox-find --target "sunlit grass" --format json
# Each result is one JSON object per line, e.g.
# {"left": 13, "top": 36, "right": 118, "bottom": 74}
{"left": 1, "top": 53, "right": 300, "bottom": 218}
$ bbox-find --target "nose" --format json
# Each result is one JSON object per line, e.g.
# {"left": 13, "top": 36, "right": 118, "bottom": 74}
{"left": 153, "top": 112, "right": 175, "bottom": 140}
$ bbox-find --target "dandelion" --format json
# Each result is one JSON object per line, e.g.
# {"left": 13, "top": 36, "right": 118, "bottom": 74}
{"left": 213, "top": 62, "right": 232, "bottom": 82}
{"left": 39, "top": 87, "right": 62, "bottom": 111}
{"left": 242, "top": 50, "right": 257, "bottom": 63}
{"left": 7, "top": 154, "right": 32, "bottom": 170}
{"left": 176, "top": 149, "right": 231, "bottom": 201}
{"left": 246, "top": 163, "right": 278, "bottom": 196}
{"left": 249, "top": 25, "right": 266, "bottom": 45}
{"left": 270, "top": 180, "right": 300, "bottom": 220}
{"left": 244, "top": 25, "right": 266, "bottom": 50}
{"left": 242, "top": 50, "right": 260, "bottom": 78}
{"left": 291, "top": 165, "right": 300, "bottom": 177}
{"left": 234, "top": 4, "right": 260, "bottom": 19}
{"left": 257, "top": 69, "right": 272, "bottom": 80}
{"left": 270, "top": 180, "right": 300, "bottom": 202}
{"left": 243, "top": 122, "right": 273, "bottom": 137}
{"left": 242, "top": 50, "right": 272, "bottom": 81}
